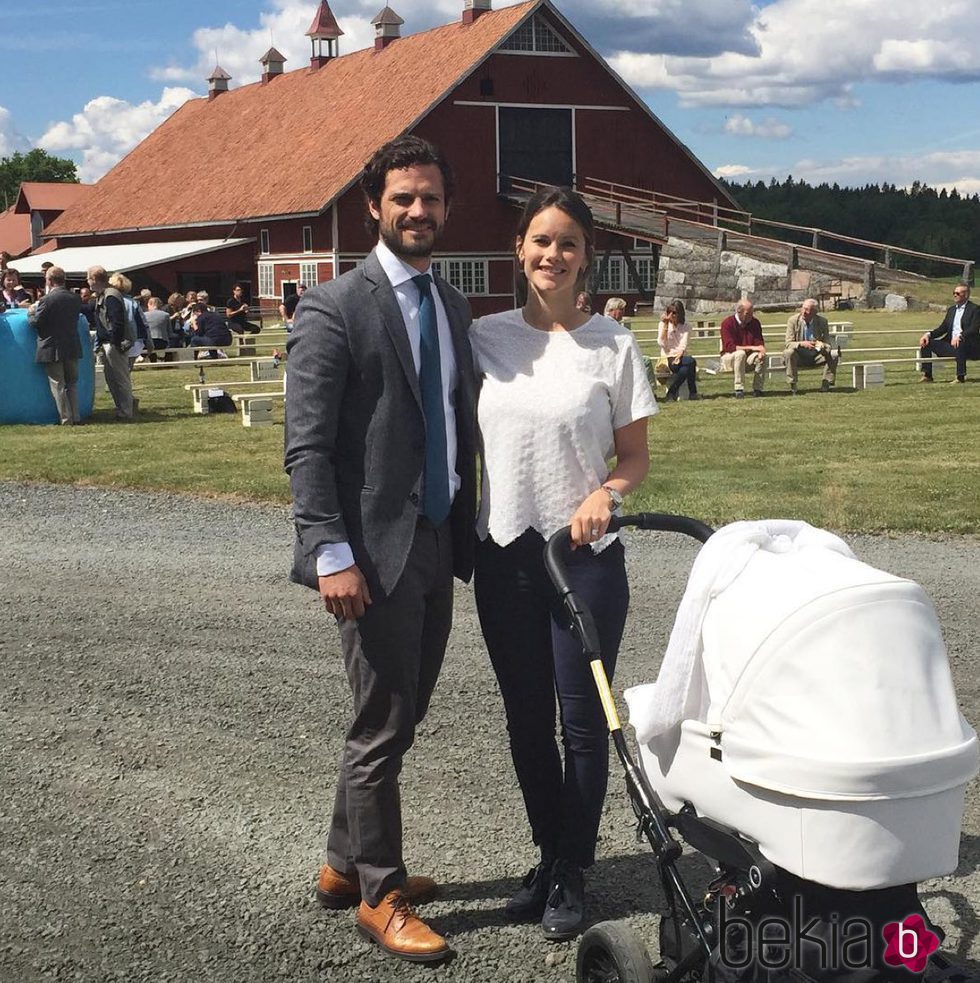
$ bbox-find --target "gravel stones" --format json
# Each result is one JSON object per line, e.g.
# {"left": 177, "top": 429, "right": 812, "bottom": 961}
{"left": 1, "top": 482, "right": 977, "bottom": 982}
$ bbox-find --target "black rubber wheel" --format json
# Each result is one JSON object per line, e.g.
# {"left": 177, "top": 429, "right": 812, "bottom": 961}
{"left": 576, "top": 920, "right": 658, "bottom": 983}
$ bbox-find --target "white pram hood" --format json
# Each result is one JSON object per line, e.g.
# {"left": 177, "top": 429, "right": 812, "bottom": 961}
{"left": 625, "top": 520, "right": 979, "bottom": 802}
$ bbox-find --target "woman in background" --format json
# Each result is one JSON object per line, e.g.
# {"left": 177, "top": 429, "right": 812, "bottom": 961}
{"left": 471, "top": 187, "right": 657, "bottom": 942}
{"left": 658, "top": 299, "right": 699, "bottom": 401}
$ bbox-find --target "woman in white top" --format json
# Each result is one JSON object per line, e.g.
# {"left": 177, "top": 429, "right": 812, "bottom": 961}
{"left": 657, "top": 299, "right": 698, "bottom": 401}
{"left": 470, "top": 187, "right": 657, "bottom": 941}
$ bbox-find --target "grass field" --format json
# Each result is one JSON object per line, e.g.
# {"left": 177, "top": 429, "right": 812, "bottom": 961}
{"left": 0, "top": 309, "right": 976, "bottom": 534}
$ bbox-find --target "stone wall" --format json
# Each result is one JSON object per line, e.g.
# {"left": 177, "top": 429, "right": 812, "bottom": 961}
{"left": 653, "top": 236, "right": 862, "bottom": 313}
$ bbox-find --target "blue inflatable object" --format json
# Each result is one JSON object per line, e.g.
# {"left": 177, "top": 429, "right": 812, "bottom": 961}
{"left": 0, "top": 308, "right": 95, "bottom": 424}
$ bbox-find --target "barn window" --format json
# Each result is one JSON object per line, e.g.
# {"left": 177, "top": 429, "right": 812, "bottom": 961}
{"left": 260, "top": 228, "right": 270, "bottom": 255}
{"left": 500, "top": 15, "right": 574, "bottom": 54}
{"left": 595, "top": 257, "right": 624, "bottom": 294}
{"left": 302, "top": 225, "right": 313, "bottom": 253}
{"left": 431, "top": 259, "right": 488, "bottom": 296}
{"left": 258, "top": 263, "right": 274, "bottom": 297}
{"left": 300, "top": 261, "right": 318, "bottom": 287}
{"left": 633, "top": 256, "right": 658, "bottom": 291}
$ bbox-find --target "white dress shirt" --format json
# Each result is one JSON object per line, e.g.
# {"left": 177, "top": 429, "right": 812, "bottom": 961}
{"left": 316, "top": 240, "right": 460, "bottom": 577}
{"left": 951, "top": 304, "right": 966, "bottom": 342}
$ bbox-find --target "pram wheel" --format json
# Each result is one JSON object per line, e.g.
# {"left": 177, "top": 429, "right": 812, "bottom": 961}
{"left": 577, "top": 920, "right": 660, "bottom": 983}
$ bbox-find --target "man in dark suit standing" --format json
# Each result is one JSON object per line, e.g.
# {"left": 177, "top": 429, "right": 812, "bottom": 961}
{"left": 284, "top": 135, "right": 475, "bottom": 964}
{"left": 28, "top": 265, "right": 83, "bottom": 425}
{"left": 919, "top": 283, "right": 980, "bottom": 383}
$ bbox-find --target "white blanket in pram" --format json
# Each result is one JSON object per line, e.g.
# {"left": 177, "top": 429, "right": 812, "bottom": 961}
{"left": 625, "top": 520, "right": 854, "bottom": 745}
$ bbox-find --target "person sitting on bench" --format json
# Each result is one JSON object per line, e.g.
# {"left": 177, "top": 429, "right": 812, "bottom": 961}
{"left": 918, "top": 283, "right": 980, "bottom": 384}
{"left": 784, "top": 298, "right": 838, "bottom": 394}
{"left": 189, "top": 302, "right": 231, "bottom": 359}
{"left": 720, "top": 299, "right": 766, "bottom": 398}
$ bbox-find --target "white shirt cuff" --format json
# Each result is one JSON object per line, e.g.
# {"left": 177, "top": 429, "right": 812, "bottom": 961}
{"left": 315, "top": 542, "right": 355, "bottom": 577}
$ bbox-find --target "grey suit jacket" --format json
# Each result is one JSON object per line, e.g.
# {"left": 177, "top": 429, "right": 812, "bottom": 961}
{"left": 785, "top": 312, "right": 830, "bottom": 349}
{"left": 284, "top": 249, "right": 477, "bottom": 599}
{"left": 29, "top": 286, "right": 83, "bottom": 364}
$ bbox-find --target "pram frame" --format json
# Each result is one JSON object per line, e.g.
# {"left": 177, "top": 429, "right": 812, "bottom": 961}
{"left": 546, "top": 513, "right": 720, "bottom": 981}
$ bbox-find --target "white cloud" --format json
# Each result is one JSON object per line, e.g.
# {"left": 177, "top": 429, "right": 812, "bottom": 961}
{"left": 149, "top": 1, "right": 374, "bottom": 87}
{"left": 713, "top": 148, "right": 980, "bottom": 194}
{"left": 0, "top": 106, "right": 30, "bottom": 158}
{"left": 723, "top": 114, "right": 793, "bottom": 140}
{"left": 611, "top": 0, "right": 980, "bottom": 108}
{"left": 37, "top": 88, "right": 196, "bottom": 182}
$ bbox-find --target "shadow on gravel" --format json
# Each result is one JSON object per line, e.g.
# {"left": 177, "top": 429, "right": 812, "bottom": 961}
{"left": 919, "top": 833, "right": 980, "bottom": 970}
{"left": 429, "top": 851, "right": 709, "bottom": 940}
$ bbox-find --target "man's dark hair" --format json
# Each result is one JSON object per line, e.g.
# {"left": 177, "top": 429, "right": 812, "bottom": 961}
{"left": 360, "top": 135, "right": 455, "bottom": 237}
{"left": 192, "top": 302, "right": 208, "bottom": 315}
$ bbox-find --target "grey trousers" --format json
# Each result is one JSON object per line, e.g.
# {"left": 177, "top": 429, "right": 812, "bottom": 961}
{"left": 784, "top": 345, "right": 839, "bottom": 385}
{"left": 44, "top": 359, "right": 80, "bottom": 425}
{"left": 102, "top": 344, "right": 134, "bottom": 419}
{"left": 326, "top": 517, "right": 454, "bottom": 907}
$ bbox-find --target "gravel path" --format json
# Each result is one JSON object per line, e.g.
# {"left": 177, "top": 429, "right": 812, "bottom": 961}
{"left": 1, "top": 482, "right": 977, "bottom": 983}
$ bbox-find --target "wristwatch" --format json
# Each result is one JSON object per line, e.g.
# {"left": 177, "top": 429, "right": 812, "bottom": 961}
{"left": 602, "top": 485, "right": 624, "bottom": 513}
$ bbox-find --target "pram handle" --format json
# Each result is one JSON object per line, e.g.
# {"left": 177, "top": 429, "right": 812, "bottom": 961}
{"left": 544, "top": 512, "right": 714, "bottom": 659}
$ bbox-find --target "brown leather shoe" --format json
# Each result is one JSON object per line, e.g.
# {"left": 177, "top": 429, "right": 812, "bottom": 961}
{"left": 356, "top": 890, "right": 450, "bottom": 963}
{"left": 315, "top": 864, "right": 438, "bottom": 909}
{"left": 917, "top": 374, "right": 934, "bottom": 383}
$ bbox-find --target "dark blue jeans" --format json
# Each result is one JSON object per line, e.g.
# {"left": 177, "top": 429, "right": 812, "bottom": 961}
{"left": 666, "top": 354, "right": 698, "bottom": 396}
{"left": 474, "top": 530, "right": 629, "bottom": 867}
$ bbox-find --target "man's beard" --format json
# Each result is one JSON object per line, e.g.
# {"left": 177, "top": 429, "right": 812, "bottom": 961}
{"left": 379, "top": 218, "right": 442, "bottom": 259}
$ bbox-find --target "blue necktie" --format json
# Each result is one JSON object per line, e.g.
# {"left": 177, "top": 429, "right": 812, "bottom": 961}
{"left": 413, "top": 274, "right": 450, "bottom": 524}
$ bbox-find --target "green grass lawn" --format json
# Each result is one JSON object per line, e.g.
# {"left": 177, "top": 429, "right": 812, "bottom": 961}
{"left": 0, "top": 310, "right": 976, "bottom": 534}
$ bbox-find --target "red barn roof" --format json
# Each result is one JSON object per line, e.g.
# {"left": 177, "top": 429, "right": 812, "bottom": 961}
{"left": 14, "top": 181, "right": 92, "bottom": 214}
{"left": 306, "top": 1, "right": 344, "bottom": 39}
{"left": 48, "top": 1, "right": 536, "bottom": 237}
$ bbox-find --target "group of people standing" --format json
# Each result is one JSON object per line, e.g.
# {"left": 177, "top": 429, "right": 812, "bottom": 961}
{"left": 284, "top": 136, "right": 656, "bottom": 964}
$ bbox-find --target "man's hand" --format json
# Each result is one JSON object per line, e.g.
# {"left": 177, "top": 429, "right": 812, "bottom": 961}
{"left": 319, "top": 565, "right": 372, "bottom": 620}
{"left": 919, "top": 332, "right": 931, "bottom": 347}
{"left": 953, "top": 336, "right": 961, "bottom": 348}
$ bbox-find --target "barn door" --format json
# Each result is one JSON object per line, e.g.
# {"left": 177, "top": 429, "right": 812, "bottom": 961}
{"left": 499, "top": 107, "right": 573, "bottom": 190}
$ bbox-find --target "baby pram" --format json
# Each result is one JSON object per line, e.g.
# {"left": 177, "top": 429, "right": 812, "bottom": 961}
{"left": 543, "top": 514, "right": 979, "bottom": 983}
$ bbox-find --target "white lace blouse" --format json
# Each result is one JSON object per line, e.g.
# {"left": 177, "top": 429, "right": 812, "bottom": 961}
{"left": 471, "top": 310, "right": 658, "bottom": 548}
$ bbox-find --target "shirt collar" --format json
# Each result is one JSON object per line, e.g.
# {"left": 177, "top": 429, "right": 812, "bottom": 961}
{"left": 375, "top": 239, "right": 432, "bottom": 289}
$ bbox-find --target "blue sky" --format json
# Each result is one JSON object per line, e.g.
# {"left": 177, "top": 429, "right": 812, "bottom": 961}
{"left": 4, "top": 0, "right": 980, "bottom": 197}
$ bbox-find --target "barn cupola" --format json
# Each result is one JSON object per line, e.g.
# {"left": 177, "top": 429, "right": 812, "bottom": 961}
{"left": 306, "top": 1, "right": 344, "bottom": 70}
{"left": 207, "top": 65, "right": 231, "bottom": 100}
{"left": 372, "top": 6, "right": 404, "bottom": 51}
{"left": 260, "top": 47, "right": 287, "bottom": 83}
{"left": 463, "top": 0, "right": 492, "bottom": 24}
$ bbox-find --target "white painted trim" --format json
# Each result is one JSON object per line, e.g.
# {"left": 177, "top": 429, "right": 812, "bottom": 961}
{"left": 455, "top": 100, "right": 629, "bottom": 112}
{"left": 495, "top": 104, "right": 501, "bottom": 192}
{"left": 571, "top": 106, "right": 577, "bottom": 182}
{"left": 259, "top": 252, "right": 333, "bottom": 262}
{"left": 496, "top": 50, "right": 577, "bottom": 58}
{"left": 331, "top": 203, "right": 340, "bottom": 274}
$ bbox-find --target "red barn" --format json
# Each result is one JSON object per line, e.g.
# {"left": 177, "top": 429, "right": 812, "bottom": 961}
{"left": 35, "top": 0, "right": 736, "bottom": 315}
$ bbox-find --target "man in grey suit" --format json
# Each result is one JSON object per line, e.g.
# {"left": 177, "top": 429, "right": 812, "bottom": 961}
{"left": 784, "top": 298, "right": 838, "bottom": 394}
{"left": 28, "top": 266, "right": 84, "bottom": 425}
{"left": 284, "top": 136, "right": 476, "bottom": 964}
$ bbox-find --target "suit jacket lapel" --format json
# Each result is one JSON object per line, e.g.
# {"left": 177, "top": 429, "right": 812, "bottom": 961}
{"left": 363, "top": 250, "right": 422, "bottom": 409}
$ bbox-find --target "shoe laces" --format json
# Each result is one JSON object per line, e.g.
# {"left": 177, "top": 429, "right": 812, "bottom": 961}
{"left": 547, "top": 860, "right": 582, "bottom": 908}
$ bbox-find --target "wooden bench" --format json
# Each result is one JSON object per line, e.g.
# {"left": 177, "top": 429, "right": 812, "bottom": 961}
{"left": 232, "top": 390, "right": 286, "bottom": 427}
{"left": 183, "top": 378, "right": 284, "bottom": 414}
{"left": 134, "top": 356, "right": 282, "bottom": 382}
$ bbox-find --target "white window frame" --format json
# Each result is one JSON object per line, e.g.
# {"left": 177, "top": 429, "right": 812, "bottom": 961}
{"left": 632, "top": 256, "right": 658, "bottom": 292}
{"left": 258, "top": 263, "right": 274, "bottom": 298}
{"left": 260, "top": 228, "right": 270, "bottom": 255}
{"left": 302, "top": 225, "right": 313, "bottom": 254}
{"left": 595, "top": 257, "right": 625, "bottom": 294}
{"left": 500, "top": 15, "right": 576, "bottom": 56}
{"left": 431, "top": 258, "right": 488, "bottom": 296}
{"left": 299, "top": 261, "right": 318, "bottom": 287}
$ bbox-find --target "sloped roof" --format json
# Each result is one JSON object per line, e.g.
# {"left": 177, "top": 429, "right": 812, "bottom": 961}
{"left": 0, "top": 207, "right": 31, "bottom": 257}
{"left": 48, "top": 1, "right": 537, "bottom": 237}
{"left": 14, "top": 181, "right": 92, "bottom": 213}
{"left": 306, "top": 1, "right": 344, "bottom": 39}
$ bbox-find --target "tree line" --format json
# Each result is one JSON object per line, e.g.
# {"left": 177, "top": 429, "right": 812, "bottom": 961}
{"left": 0, "top": 149, "right": 78, "bottom": 211}
{"left": 721, "top": 176, "right": 979, "bottom": 276}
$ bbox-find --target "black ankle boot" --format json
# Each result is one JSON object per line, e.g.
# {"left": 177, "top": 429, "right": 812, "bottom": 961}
{"left": 504, "top": 859, "right": 553, "bottom": 922}
{"left": 541, "top": 859, "right": 584, "bottom": 941}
